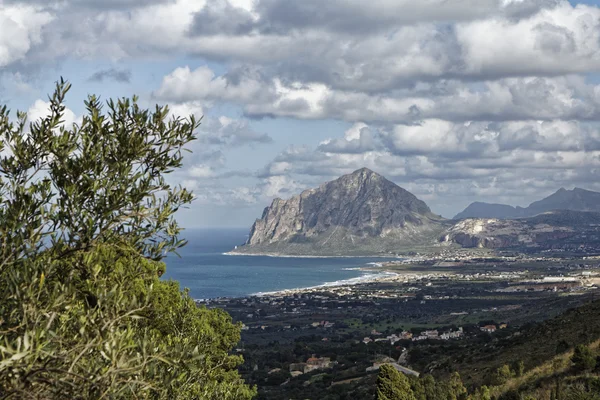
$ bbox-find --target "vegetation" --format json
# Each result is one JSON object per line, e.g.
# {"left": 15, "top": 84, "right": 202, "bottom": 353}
{"left": 375, "top": 369, "right": 473, "bottom": 400}
{"left": 376, "top": 365, "right": 415, "bottom": 400}
{"left": 572, "top": 344, "right": 597, "bottom": 372}
{"left": 377, "top": 349, "right": 600, "bottom": 400}
{"left": 475, "top": 338, "right": 600, "bottom": 399}
{"left": 0, "top": 80, "right": 255, "bottom": 399}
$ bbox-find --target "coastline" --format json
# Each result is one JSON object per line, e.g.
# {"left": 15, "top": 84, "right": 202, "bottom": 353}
{"left": 251, "top": 270, "right": 403, "bottom": 297}
{"left": 223, "top": 251, "right": 401, "bottom": 259}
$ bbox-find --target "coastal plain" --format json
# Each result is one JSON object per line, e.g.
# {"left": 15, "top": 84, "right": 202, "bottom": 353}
{"left": 199, "top": 251, "right": 600, "bottom": 399}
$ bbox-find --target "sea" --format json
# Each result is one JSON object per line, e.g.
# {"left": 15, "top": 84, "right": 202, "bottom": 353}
{"left": 161, "top": 228, "right": 398, "bottom": 300}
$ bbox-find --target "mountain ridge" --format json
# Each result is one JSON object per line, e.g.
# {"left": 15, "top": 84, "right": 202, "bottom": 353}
{"left": 234, "top": 170, "right": 600, "bottom": 256}
{"left": 454, "top": 187, "right": 600, "bottom": 219}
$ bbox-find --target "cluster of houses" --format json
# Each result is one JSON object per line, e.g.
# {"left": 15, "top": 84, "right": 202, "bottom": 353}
{"left": 362, "top": 329, "right": 413, "bottom": 344}
{"left": 311, "top": 320, "right": 335, "bottom": 328}
{"left": 288, "top": 355, "right": 336, "bottom": 376}
{"left": 362, "top": 328, "right": 464, "bottom": 344}
{"left": 480, "top": 323, "right": 507, "bottom": 333}
{"left": 411, "top": 328, "right": 464, "bottom": 341}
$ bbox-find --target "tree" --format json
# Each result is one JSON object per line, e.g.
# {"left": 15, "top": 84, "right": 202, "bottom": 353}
{"left": 421, "top": 375, "right": 446, "bottom": 400}
{"left": 512, "top": 360, "right": 525, "bottom": 377}
{"left": 0, "top": 80, "right": 256, "bottom": 399}
{"left": 447, "top": 372, "right": 468, "bottom": 400}
{"left": 376, "top": 364, "right": 416, "bottom": 400}
{"left": 473, "top": 385, "right": 492, "bottom": 400}
{"left": 493, "top": 364, "right": 513, "bottom": 385}
{"left": 571, "top": 345, "right": 597, "bottom": 372}
{"left": 408, "top": 375, "right": 426, "bottom": 400}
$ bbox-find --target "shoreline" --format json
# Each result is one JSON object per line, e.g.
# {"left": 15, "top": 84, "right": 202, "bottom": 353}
{"left": 223, "top": 251, "right": 402, "bottom": 259}
{"left": 250, "top": 270, "right": 404, "bottom": 297}
{"left": 194, "top": 265, "right": 407, "bottom": 301}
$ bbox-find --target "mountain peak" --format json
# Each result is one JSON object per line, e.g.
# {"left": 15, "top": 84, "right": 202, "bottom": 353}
{"left": 351, "top": 167, "right": 375, "bottom": 175}
{"left": 239, "top": 169, "right": 443, "bottom": 255}
{"left": 347, "top": 167, "right": 378, "bottom": 180}
{"left": 330, "top": 167, "right": 387, "bottom": 189}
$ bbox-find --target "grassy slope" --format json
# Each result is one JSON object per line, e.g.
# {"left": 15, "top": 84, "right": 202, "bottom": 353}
{"left": 450, "top": 297, "right": 600, "bottom": 387}
{"left": 488, "top": 339, "right": 600, "bottom": 398}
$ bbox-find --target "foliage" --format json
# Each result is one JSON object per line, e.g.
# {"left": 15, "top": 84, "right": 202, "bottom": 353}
{"left": 471, "top": 385, "right": 491, "bottom": 400}
{"left": 0, "top": 80, "right": 255, "bottom": 399}
{"left": 446, "top": 372, "right": 468, "bottom": 400}
{"left": 376, "top": 364, "right": 416, "bottom": 400}
{"left": 561, "top": 381, "right": 600, "bottom": 400}
{"left": 572, "top": 344, "right": 597, "bottom": 372}
{"left": 512, "top": 360, "right": 525, "bottom": 377}
{"left": 493, "top": 364, "right": 513, "bottom": 385}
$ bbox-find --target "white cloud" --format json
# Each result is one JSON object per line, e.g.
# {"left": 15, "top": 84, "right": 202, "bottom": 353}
{"left": 0, "top": 4, "right": 53, "bottom": 67}
{"left": 27, "top": 99, "right": 79, "bottom": 127}
{"left": 154, "top": 66, "right": 268, "bottom": 105}
{"left": 3, "top": 0, "right": 600, "bottom": 225}
{"left": 155, "top": 67, "right": 600, "bottom": 123}
{"left": 456, "top": 2, "right": 600, "bottom": 76}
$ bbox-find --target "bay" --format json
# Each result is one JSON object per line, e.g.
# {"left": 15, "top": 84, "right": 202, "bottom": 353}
{"left": 162, "top": 228, "right": 396, "bottom": 299}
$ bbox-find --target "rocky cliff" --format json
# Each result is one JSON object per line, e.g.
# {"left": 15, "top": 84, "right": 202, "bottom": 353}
{"left": 236, "top": 168, "right": 447, "bottom": 255}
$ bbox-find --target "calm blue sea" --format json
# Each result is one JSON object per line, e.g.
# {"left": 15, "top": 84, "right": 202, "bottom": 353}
{"left": 161, "top": 228, "right": 396, "bottom": 299}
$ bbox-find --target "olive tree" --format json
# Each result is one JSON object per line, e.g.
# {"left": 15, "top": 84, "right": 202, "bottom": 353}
{"left": 0, "top": 80, "right": 255, "bottom": 399}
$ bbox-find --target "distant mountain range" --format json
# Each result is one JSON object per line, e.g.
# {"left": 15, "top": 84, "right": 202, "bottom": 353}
{"left": 454, "top": 187, "right": 600, "bottom": 219}
{"left": 232, "top": 169, "right": 600, "bottom": 256}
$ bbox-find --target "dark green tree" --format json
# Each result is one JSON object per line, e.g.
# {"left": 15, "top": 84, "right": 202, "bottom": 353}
{"left": 571, "top": 345, "right": 596, "bottom": 372}
{"left": 512, "top": 360, "right": 525, "bottom": 377}
{"left": 493, "top": 364, "right": 513, "bottom": 385}
{"left": 376, "top": 364, "right": 416, "bottom": 400}
{"left": 0, "top": 80, "right": 256, "bottom": 399}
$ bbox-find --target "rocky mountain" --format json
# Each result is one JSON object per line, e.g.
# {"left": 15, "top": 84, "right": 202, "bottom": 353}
{"left": 454, "top": 187, "right": 600, "bottom": 220}
{"left": 232, "top": 170, "right": 600, "bottom": 256}
{"left": 233, "top": 168, "right": 447, "bottom": 256}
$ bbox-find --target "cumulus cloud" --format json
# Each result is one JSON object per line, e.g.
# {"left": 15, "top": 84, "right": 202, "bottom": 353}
{"left": 4, "top": 0, "right": 599, "bottom": 86}
{"left": 3, "top": 0, "right": 600, "bottom": 224}
{"left": 182, "top": 1, "right": 600, "bottom": 90}
{"left": 166, "top": 99, "right": 273, "bottom": 148}
{"left": 189, "top": 0, "right": 560, "bottom": 36}
{"left": 155, "top": 67, "right": 600, "bottom": 123}
{"left": 154, "top": 66, "right": 271, "bottom": 105}
{"left": 27, "top": 99, "right": 79, "bottom": 127}
{"left": 318, "top": 123, "right": 379, "bottom": 154}
{"left": 0, "top": 4, "right": 53, "bottom": 67}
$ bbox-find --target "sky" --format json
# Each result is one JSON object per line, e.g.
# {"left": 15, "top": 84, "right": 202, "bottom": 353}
{"left": 1, "top": 0, "right": 600, "bottom": 227}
